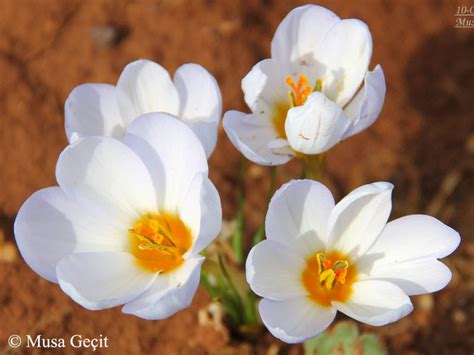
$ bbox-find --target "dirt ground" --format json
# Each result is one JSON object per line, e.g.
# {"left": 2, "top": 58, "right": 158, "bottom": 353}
{"left": 0, "top": 0, "right": 473, "bottom": 354}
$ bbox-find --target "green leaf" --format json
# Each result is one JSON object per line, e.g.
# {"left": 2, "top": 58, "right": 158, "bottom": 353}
{"left": 359, "top": 333, "right": 386, "bottom": 355}
{"left": 231, "top": 158, "right": 247, "bottom": 264}
{"left": 304, "top": 321, "right": 386, "bottom": 355}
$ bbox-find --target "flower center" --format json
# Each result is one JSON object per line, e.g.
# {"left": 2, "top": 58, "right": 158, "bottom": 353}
{"left": 129, "top": 212, "right": 192, "bottom": 273}
{"left": 301, "top": 250, "right": 357, "bottom": 307}
{"left": 286, "top": 74, "right": 322, "bottom": 107}
{"left": 272, "top": 74, "right": 322, "bottom": 140}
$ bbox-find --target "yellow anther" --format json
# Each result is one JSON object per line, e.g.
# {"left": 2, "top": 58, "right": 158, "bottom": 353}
{"left": 288, "top": 91, "right": 297, "bottom": 108}
{"left": 314, "top": 79, "right": 323, "bottom": 92}
{"left": 134, "top": 222, "right": 143, "bottom": 230}
{"left": 129, "top": 212, "right": 191, "bottom": 272}
{"left": 303, "top": 251, "right": 356, "bottom": 307}
{"left": 137, "top": 242, "right": 174, "bottom": 254}
{"left": 149, "top": 219, "right": 159, "bottom": 232}
{"left": 317, "top": 252, "right": 331, "bottom": 274}
{"left": 316, "top": 253, "right": 349, "bottom": 290}
{"left": 319, "top": 269, "right": 336, "bottom": 290}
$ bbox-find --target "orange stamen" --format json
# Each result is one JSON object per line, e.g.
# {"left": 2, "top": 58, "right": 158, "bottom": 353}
{"left": 285, "top": 74, "right": 318, "bottom": 106}
{"left": 303, "top": 251, "right": 356, "bottom": 307}
{"left": 129, "top": 212, "right": 192, "bottom": 273}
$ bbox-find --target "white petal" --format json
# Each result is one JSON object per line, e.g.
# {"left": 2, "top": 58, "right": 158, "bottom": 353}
{"left": 117, "top": 59, "right": 179, "bottom": 117}
{"left": 265, "top": 179, "right": 334, "bottom": 257}
{"left": 179, "top": 173, "right": 222, "bottom": 256}
{"left": 242, "top": 59, "right": 287, "bottom": 114}
{"left": 333, "top": 279, "right": 413, "bottom": 326}
{"left": 285, "top": 92, "right": 352, "bottom": 154}
{"left": 366, "top": 215, "right": 460, "bottom": 261}
{"left": 359, "top": 215, "right": 460, "bottom": 295}
{"left": 65, "top": 84, "right": 133, "bottom": 141}
{"left": 123, "top": 113, "right": 208, "bottom": 212}
{"left": 259, "top": 297, "right": 337, "bottom": 344}
{"left": 343, "top": 65, "right": 386, "bottom": 138}
{"left": 174, "top": 64, "right": 222, "bottom": 157}
{"left": 246, "top": 240, "right": 306, "bottom": 300}
{"left": 317, "top": 19, "right": 372, "bottom": 106}
{"left": 57, "top": 252, "right": 156, "bottom": 310}
{"left": 271, "top": 5, "right": 340, "bottom": 66}
{"left": 327, "top": 182, "right": 393, "bottom": 261}
{"left": 56, "top": 137, "right": 157, "bottom": 221}
{"left": 14, "top": 187, "right": 129, "bottom": 283}
{"left": 366, "top": 259, "right": 453, "bottom": 296}
{"left": 223, "top": 110, "right": 294, "bottom": 166}
{"left": 122, "top": 256, "right": 204, "bottom": 320}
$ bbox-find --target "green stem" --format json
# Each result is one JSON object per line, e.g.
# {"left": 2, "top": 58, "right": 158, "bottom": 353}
{"left": 218, "top": 253, "right": 243, "bottom": 304}
{"left": 251, "top": 166, "right": 277, "bottom": 246}
{"left": 302, "top": 154, "right": 326, "bottom": 181}
{"left": 231, "top": 158, "right": 247, "bottom": 264}
{"left": 243, "top": 289, "right": 259, "bottom": 324}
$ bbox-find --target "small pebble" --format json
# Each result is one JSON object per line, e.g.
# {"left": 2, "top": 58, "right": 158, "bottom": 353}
{"left": 0, "top": 242, "right": 18, "bottom": 263}
{"left": 90, "top": 25, "right": 129, "bottom": 49}
{"left": 247, "top": 165, "right": 265, "bottom": 179}
{"left": 416, "top": 294, "right": 434, "bottom": 312}
{"left": 452, "top": 309, "right": 467, "bottom": 324}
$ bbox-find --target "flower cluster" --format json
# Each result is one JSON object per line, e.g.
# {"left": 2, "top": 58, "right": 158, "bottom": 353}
{"left": 14, "top": 3, "right": 460, "bottom": 344}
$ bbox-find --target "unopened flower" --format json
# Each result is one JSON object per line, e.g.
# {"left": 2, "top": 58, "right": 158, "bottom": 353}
{"left": 15, "top": 113, "right": 222, "bottom": 319}
{"left": 224, "top": 5, "right": 385, "bottom": 165}
{"left": 65, "top": 59, "right": 222, "bottom": 158}
{"left": 246, "top": 180, "right": 460, "bottom": 343}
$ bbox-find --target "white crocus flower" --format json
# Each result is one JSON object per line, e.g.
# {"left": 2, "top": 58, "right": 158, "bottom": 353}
{"left": 15, "top": 113, "right": 222, "bottom": 319}
{"left": 246, "top": 180, "right": 460, "bottom": 343}
{"left": 65, "top": 59, "right": 222, "bottom": 158}
{"left": 223, "top": 5, "right": 385, "bottom": 165}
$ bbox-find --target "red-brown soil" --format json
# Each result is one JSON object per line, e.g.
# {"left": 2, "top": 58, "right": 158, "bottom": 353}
{"left": 0, "top": 0, "right": 473, "bottom": 354}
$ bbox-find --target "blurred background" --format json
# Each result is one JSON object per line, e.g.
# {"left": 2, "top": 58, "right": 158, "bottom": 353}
{"left": 0, "top": 0, "right": 472, "bottom": 353}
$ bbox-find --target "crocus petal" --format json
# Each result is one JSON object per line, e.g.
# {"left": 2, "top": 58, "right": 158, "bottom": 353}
{"left": 343, "top": 65, "right": 386, "bottom": 138}
{"left": 265, "top": 179, "right": 334, "bottom": 257}
{"left": 65, "top": 84, "right": 134, "bottom": 142}
{"left": 56, "top": 137, "right": 157, "bottom": 222}
{"left": 285, "top": 92, "right": 352, "bottom": 155}
{"left": 259, "top": 297, "right": 337, "bottom": 344}
{"left": 14, "top": 187, "right": 128, "bottom": 283}
{"left": 359, "top": 215, "right": 460, "bottom": 295}
{"left": 174, "top": 64, "right": 222, "bottom": 157}
{"left": 317, "top": 19, "right": 372, "bottom": 107}
{"left": 123, "top": 113, "right": 208, "bottom": 212}
{"left": 57, "top": 252, "right": 157, "bottom": 311}
{"left": 223, "top": 110, "right": 294, "bottom": 166}
{"left": 271, "top": 5, "right": 340, "bottom": 66}
{"left": 179, "top": 173, "right": 222, "bottom": 256}
{"left": 242, "top": 59, "right": 287, "bottom": 114}
{"left": 246, "top": 240, "right": 307, "bottom": 300}
{"left": 367, "top": 215, "right": 460, "bottom": 260}
{"left": 122, "top": 256, "right": 204, "bottom": 320}
{"left": 327, "top": 182, "right": 393, "bottom": 261}
{"left": 333, "top": 279, "right": 413, "bottom": 326}
{"left": 365, "top": 259, "right": 453, "bottom": 296}
{"left": 117, "top": 59, "right": 179, "bottom": 118}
